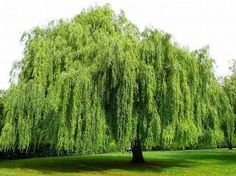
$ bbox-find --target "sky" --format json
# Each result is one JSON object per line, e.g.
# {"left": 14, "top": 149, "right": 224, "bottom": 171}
{"left": 0, "top": 0, "right": 236, "bottom": 90}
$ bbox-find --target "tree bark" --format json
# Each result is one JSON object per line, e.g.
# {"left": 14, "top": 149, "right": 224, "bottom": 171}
{"left": 227, "top": 140, "right": 233, "bottom": 150}
{"left": 131, "top": 139, "right": 145, "bottom": 163}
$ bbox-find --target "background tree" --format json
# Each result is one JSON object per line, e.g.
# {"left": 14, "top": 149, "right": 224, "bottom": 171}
{"left": 0, "top": 5, "right": 232, "bottom": 162}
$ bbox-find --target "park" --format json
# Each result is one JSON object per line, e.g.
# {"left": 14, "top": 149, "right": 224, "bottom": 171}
{"left": 0, "top": 3, "right": 236, "bottom": 176}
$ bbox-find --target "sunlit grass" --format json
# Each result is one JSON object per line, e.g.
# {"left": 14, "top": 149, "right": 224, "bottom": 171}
{"left": 0, "top": 149, "right": 235, "bottom": 176}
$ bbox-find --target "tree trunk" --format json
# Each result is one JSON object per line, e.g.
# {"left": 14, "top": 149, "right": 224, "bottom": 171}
{"left": 131, "top": 139, "right": 145, "bottom": 163}
{"left": 227, "top": 140, "right": 233, "bottom": 150}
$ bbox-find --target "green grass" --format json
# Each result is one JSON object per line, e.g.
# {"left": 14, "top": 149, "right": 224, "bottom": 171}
{"left": 0, "top": 149, "right": 236, "bottom": 176}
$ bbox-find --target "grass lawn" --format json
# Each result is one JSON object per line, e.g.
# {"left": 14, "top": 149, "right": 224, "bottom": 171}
{"left": 0, "top": 149, "right": 235, "bottom": 176}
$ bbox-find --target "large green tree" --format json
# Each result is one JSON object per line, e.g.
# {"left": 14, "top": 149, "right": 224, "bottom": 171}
{"left": 0, "top": 90, "right": 5, "bottom": 129}
{"left": 222, "top": 60, "right": 236, "bottom": 149}
{"left": 0, "top": 5, "right": 230, "bottom": 162}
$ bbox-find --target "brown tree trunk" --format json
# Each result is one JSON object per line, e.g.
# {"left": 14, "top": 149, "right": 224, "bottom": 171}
{"left": 131, "top": 139, "right": 145, "bottom": 163}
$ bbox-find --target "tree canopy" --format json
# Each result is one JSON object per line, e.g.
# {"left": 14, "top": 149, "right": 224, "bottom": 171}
{"left": 0, "top": 90, "right": 5, "bottom": 129}
{"left": 222, "top": 60, "right": 236, "bottom": 149}
{"left": 0, "top": 5, "right": 234, "bottom": 157}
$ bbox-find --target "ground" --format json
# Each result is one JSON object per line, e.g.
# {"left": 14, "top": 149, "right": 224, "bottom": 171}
{"left": 0, "top": 149, "right": 235, "bottom": 176}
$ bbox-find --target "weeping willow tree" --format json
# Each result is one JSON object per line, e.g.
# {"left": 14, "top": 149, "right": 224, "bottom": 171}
{"left": 0, "top": 5, "right": 231, "bottom": 162}
{"left": 222, "top": 60, "right": 236, "bottom": 149}
{"left": 0, "top": 90, "right": 5, "bottom": 129}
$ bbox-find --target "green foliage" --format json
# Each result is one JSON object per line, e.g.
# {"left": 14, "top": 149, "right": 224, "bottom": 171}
{"left": 221, "top": 60, "right": 236, "bottom": 148}
{"left": 0, "top": 5, "right": 231, "bottom": 152}
{"left": 0, "top": 90, "right": 5, "bottom": 129}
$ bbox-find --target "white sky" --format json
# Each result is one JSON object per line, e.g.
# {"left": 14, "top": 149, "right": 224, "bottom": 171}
{"left": 1, "top": 0, "right": 236, "bottom": 90}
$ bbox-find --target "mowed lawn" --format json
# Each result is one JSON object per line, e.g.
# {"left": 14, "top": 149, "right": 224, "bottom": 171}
{"left": 0, "top": 149, "right": 235, "bottom": 176}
